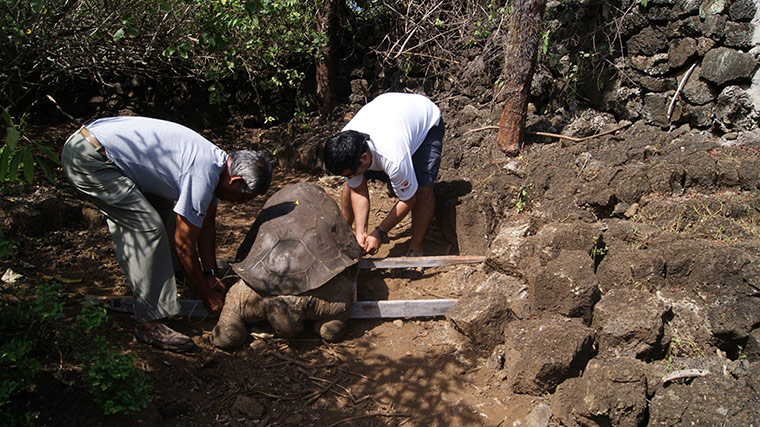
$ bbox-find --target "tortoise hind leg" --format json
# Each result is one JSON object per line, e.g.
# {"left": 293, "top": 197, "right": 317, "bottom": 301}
{"left": 308, "top": 274, "right": 353, "bottom": 341}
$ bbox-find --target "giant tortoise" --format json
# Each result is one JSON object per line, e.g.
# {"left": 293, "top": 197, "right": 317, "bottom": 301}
{"left": 211, "top": 182, "right": 361, "bottom": 349}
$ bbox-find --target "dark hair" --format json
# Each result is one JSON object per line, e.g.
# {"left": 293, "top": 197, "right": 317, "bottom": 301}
{"left": 228, "top": 150, "right": 272, "bottom": 195}
{"left": 323, "top": 130, "right": 369, "bottom": 176}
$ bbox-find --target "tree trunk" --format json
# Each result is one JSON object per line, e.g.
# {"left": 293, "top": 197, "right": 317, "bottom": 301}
{"left": 497, "top": 0, "right": 546, "bottom": 156}
{"left": 315, "top": 0, "right": 341, "bottom": 117}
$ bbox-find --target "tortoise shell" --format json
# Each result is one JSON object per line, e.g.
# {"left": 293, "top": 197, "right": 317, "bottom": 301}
{"left": 230, "top": 182, "right": 361, "bottom": 295}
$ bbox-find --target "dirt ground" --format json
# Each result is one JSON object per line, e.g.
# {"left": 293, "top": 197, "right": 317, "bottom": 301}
{"left": 3, "top": 107, "right": 760, "bottom": 425}
{"left": 0, "top": 122, "right": 529, "bottom": 426}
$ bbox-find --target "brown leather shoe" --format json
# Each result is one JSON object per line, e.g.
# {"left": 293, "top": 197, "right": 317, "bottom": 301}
{"left": 134, "top": 323, "right": 197, "bottom": 353}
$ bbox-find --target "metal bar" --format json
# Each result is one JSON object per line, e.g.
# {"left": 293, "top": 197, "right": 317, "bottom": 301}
{"left": 219, "top": 255, "right": 486, "bottom": 271}
{"left": 349, "top": 299, "right": 456, "bottom": 318}
{"left": 92, "top": 296, "right": 457, "bottom": 319}
{"left": 358, "top": 255, "right": 486, "bottom": 269}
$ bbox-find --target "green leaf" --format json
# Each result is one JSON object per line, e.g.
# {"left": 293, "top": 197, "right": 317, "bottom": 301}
{"left": 1, "top": 109, "right": 11, "bottom": 126}
{"left": 34, "top": 142, "right": 62, "bottom": 166}
{"left": 6, "top": 127, "right": 20, "bottom": 151}
{"left": 0, "top": 147, "right": 10, "bottom": 180}
{"left": 38, "top": 160, "right": 55, "bottom": 184}
{"left": 8, "top": 151, "right": 22, "bottom": 181}
{"left": 126, "top": 26, "right": 139, "bottom": 37}
{"left": 22, "top": 150, "right": 34, "bottom": 184}
{"left": 113, "top": 28, "right": 125, "bottom": 42}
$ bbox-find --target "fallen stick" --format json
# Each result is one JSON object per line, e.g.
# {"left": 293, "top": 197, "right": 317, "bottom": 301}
{"left": 464, "top": 123, "right": 631, "bottom": 142}
{"left": 668, "top": 62, "right": 698, "bottom": 122}
{"left": 326, "top": 412, "right": 410, "bottom": 427}
{"left": 662, "top": 368, "right": 709, "bottom": 384}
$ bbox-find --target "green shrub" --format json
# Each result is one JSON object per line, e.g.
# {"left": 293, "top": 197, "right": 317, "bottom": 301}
{"left": 0, "top": 282, "right": 152, "bottom": 423}
{"left": 1, "top": 109, "right": 61, "bottom": 186}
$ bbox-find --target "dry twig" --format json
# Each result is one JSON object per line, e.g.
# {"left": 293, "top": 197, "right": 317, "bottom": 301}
{"left": 326, "top": 412, "right": 411, "bottom": 427}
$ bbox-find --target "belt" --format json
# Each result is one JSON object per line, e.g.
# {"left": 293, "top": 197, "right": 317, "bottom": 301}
{"left": 78, "top": 126, "right": 107, "bottom": 160}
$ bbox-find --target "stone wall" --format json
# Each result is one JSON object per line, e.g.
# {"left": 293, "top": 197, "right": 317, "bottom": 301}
{"left": 540, "top": 0, "right": 760, "bottom": 133}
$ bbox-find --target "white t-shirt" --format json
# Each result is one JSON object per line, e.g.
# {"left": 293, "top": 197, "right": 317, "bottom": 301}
{"left": 87, "top": 117, "right": 227, "bottom": 228}
{"left": 343, "top": 93, "right": 441, "bottom": 201}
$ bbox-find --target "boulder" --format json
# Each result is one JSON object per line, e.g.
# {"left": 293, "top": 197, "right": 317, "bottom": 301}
{"left": 739, "top": 157, "right": 760, "bottom": 190}
{"left": 729, "top": 0, "right": 756, "bottom": 21}
{"left": 486, "top": 221, "right": 531, "bottom": 276}
{"left": 681, "top": 67, "right": 718, "bottom": 105}
{"left": 696, "top": 36, "right": 717, "bottom": 56}
{"left": 745, "top": 328, "right": 760, "bottom": 362}
{"left": 677, "top": 15, "right": 704, "bottom": 36}
{"left": 561, "top": 109, "right": 618, "bottom": 137}
{"left": 707, "top": 295, "right": 760, "bottom": 344}
{"left": 668, "top": 37, "right": 697, "bottom": 68}
{"left": 552, "top": 357, "right": 649, "bottom": 427}
{"left": 701, "top": 47, "right": 757, "bottom": 85}
{"left": 627, "top": 27, "right": 668, "bottom": 55}
{"left": 528, "top": 250, "right": 601, "bottom": 324}
{"left": 631, "top": 53, "right": 670, "bottom": 76}
{"left": 716, "top": 85, "right": 759, "bottom": 132}
{"left": 446, "top": 290, "right": 516, "bottom": 349}
{"left": 601, "top": 81, "right": 642, "bottom": 120}
{"left": 592, "top": 288, "right": 671, "bottom": 360}
{"left": 523, "top": 403, "right": 553, "bottom": 427}
{"left": 699, "top": 0, "right": 728, "bottom": 19}
{"left": 675, "top": 0, "right": 702, "bottom": 15}
{"left": 649, "top": 375, "right": 760, "bottom": 425}
{"left": 503, "top": 317, "right": 596, "bottom": 395}
{"left": 476, "top": 271, "right": 529, "bottom": 319}
{"left": 724, "top": 21, "right": 753, "bottom": 49}
{"left": 683, "top": 102, "right": 717, "bottom": 128}
{"left": 643, "top": 92, "right": 679, "bottom": 127}
{"left": 630, "top": 73, "right": 676, "bottom": 92}
{"left": 703, "top": 13, "right": 728, "bottom": 40}
{"left": 646, "top": 162, "right": 687, "bottom": 196}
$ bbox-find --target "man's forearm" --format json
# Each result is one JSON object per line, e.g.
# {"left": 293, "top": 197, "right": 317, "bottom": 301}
{"left": 174, "top": 214, "right": 218, "bottom": 302}
{"left": 378, "top": 195, "right": 415, "bottom": 234}
{"left": 351, "top": 184, "right": 371, "bottom": 235}
{"left": 198, "top": 205, "right": 218, "bottom": 271}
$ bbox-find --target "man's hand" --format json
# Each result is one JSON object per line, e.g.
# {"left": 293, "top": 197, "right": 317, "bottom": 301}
{"left": 363, "top": 230, "right": 382, "bottom": 255}
{"left": 200, "top": 275, "right": 226, "bottom": 314}
{"left": 355, "top": 230, "right": 368, "bottom": 248}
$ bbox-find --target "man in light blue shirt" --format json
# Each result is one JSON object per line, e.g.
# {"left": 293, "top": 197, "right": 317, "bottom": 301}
{"left": 62, "top": 117, "right": 272, "bottom": 352}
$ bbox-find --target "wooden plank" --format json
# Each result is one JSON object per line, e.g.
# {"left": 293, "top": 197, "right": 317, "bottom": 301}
{"left": 92, "top": 296, "right": 456, "bottom": 319}
{"left": 358, "top": 255, "right": 486, "bottom": 269}
{"left": 219, "top": 255, "right": 486, "bottom": 271}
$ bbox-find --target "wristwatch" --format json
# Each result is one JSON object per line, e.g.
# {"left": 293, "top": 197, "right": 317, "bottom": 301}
{"left": 374, "top": 226, "right": 388, "bottom": 240}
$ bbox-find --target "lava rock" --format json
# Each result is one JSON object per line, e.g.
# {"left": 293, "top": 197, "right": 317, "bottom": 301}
{"left": 503, "top": 317, "right": 595, "bottom": 395}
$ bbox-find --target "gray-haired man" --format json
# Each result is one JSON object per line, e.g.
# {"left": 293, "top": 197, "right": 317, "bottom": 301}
{"left": 62, "top": 117, "right": 272, "bottom": 353}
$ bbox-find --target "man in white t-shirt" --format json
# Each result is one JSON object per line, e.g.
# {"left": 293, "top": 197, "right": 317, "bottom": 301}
{"left": 62, "top": 117, "right": 272, "bottom": 353}
{"left": 323, "top": 93, "right": 444, "bottom": 256}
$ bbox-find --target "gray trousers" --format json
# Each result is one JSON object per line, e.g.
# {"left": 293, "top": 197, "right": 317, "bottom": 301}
{"left": 62, "top": 131, "right": 180, "bottom": 323}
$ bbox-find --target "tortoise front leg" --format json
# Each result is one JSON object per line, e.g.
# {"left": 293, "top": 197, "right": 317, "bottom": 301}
{"left": 211, "top": 280, "right": 264, "bottom": 350}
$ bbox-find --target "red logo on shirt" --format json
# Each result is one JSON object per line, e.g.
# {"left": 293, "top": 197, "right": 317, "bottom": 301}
{"left": 401, "top": 180, "right": 409, "bottom": 187}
